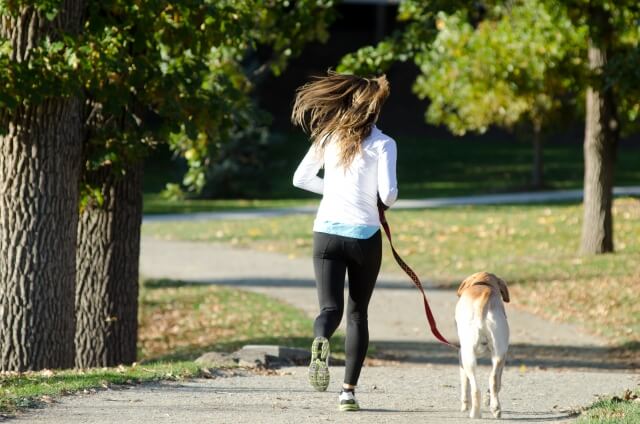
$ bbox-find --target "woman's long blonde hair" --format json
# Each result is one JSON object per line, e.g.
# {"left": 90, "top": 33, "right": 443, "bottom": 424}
{"left": 291, "top": 71, "right": 390, "bottom": 168}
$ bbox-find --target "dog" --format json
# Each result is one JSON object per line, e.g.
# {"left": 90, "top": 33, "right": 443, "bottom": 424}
{"left": 455, "top": 271, "right": 510, "bottom": 419}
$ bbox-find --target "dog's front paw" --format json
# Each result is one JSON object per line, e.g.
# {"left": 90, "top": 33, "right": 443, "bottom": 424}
{"left": 460, "top": 402, "right": 469, "bottom": 412}
{"left": 469, "top": 408, "right": 481, "bottom": 419}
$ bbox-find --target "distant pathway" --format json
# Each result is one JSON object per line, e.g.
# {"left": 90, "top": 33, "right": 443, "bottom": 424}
{"left": 143, "top": 186, "right": 640, "bottom": 223}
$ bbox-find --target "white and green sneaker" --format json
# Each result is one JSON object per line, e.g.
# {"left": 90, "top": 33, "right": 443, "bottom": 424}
{"left": 339, "top": 390, "right": 359, "bottom": 411}
{"left": 308, "top": 337, "right": 330, "bottom": 391}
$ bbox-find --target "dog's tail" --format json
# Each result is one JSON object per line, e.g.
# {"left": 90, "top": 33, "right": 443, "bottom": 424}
{"left": 473, "top": 288, "right": 492, "bottom": 328}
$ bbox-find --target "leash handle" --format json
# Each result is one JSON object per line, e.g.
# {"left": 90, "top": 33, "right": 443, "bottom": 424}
{"left": 378, "top": 206, "right": 459, "bottom": 349}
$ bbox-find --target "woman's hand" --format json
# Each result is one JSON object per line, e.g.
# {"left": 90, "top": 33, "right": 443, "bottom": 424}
{"left": 377, "top": 194, "right": 389, "bottom": 211}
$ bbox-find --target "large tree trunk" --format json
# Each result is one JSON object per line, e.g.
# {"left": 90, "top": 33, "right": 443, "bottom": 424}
{"left": 580, "top": 9, "right": 618, "bottom": 255}
{"left": 75, "top": 163, "right": 143, "bottom": 368}
{"left": 0, "top": 3, "right": 84, "bottom": 371}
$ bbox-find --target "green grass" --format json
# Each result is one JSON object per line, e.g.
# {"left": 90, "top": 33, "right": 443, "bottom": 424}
{"left": 138, "top": 279, "right": 336, "bottom": 361}
{"left": 0, "top": 362, "right": 203, "bottom": 416}
{"left": 233, "top": 133, "right": 640, "bottom": 199}
{"left": 0, "top": 280, "right": 331, "bottom": 416}
{"left": 142, "top": 198, "right": 640, "bottom": 345}
{"left": 142, "top": 133, "right": 640, "bottom": 214}
{"left": 577, "top": 390, "right": 640, "bottom": 423}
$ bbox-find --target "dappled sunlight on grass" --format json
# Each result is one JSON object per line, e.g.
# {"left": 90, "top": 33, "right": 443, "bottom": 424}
{"left": 383, "top": 198, "right": 639, "bottom": 285}
{"left": 138, "top": 281, "right": 319, "bottom": 361}
{"left": 511, "top": 275, "right": 639, "bottom": 344}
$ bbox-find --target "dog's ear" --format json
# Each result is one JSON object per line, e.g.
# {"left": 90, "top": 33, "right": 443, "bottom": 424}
{"left": 457, "top": 274, "right": 476, "bottom": 297}
{"left": 497, "top": 277, "right": 510, "bottom": 303}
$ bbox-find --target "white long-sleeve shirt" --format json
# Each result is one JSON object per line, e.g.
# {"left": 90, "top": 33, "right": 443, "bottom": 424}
{"left": 293, "top": 126, "right": 398, "bottom": 229}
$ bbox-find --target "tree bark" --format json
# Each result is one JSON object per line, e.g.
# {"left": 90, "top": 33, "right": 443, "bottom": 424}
{"left": 0, "top": 3, "right": 84, "bottom": 371}
{"left": 75, "top": 163, "right": 143, "bottom": 368}
{"left": 531, "top": 122, "right": 544, "bottom": 189}
{"left": 580, "top": 9, "right": 618, "bottom": 255}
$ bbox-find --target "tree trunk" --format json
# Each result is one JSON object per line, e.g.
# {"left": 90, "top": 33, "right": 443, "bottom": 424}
{"left": 580, "top": 9, "right": 618, "bottom": 255}
{"left": 75, "top": 163, "right": 144, "bottom": 368}
{"left": 531, "top": 122, "right": 544, "bottom": 189}
{"left": 0, "top": 3, "right": 84, "bottom": 371}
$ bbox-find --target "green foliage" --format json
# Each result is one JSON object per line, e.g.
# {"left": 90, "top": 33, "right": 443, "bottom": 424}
{"left": 608, "top": 42, "right": 640, "bottom": 129}
{"left": 413, "top": 3, "right": 585, "bottom": 135}
{"left": 339, "top": 0, "right": 640, "bottom": 137}
{"left": 0, "top": 0, "right": 336, "bottom": 196}
{"left": 562, "top": 0, "right": 640, "bottom": 135}
{"left": 338, "top": 0, "right": 475, "bottom": 76}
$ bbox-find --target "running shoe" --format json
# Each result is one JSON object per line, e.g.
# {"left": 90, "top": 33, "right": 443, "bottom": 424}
{"left": 308, "top": 336, "right": 330, "bottom": 391}
{"left": 338, "top": 390, "right": 359, "bottom": 411}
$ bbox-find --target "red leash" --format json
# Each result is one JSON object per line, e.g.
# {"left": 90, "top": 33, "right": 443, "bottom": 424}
{"left": 378, "top": 206, "right": 459, "bottom": 349}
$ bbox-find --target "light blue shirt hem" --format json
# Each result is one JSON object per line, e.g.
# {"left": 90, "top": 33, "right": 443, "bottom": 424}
{"left": 313, "top": 221, "right": 379, "bottom": 239}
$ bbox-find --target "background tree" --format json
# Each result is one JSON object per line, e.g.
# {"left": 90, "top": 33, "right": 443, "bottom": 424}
{"left": 407, "top": 5, "right": 584, "bottom": 188}
{"left": 339, "top": 0, "right": 639, "bottom": 254}
{"left": 73, "top": 0, "right": 336, "bottom": 367}
{"left": 0, "top": 0, "right": 85, "bottom": 371}
{"left": 567, "top": 0, "right": 639, "bottom": 254}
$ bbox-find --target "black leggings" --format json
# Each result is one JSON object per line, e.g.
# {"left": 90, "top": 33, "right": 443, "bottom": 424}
{"left": 312, "top": 230, "right": 382, "bottom": 386}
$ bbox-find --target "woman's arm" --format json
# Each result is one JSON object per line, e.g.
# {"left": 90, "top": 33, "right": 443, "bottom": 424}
{"left": 293, "top": 145, "right": 324, "bottom": 195}
{"left": 377, "top": 138, "right": 398, "bottom": 207}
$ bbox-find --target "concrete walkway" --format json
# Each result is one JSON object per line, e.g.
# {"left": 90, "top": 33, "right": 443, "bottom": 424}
{"left": 19, "top": 366, "right": 637, "bottom": 424}
{"left": 143, "top": 186, "right": 640, "bottom": 223}
{"left": 16, "top": 235, "right": 639, "bottom": 423}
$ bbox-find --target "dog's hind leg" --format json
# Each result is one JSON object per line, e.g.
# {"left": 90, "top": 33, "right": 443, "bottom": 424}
{"left": 460, "top": 348, "right": 481, "bottom": 419}
{"left": 459, "top": 362, "right": 470, "bottom": 412}
{"left": 489, "top": 355, "right": 505, "bottom": 418}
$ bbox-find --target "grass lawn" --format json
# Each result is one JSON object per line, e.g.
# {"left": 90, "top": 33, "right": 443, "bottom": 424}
{"left": 138, "top": 279, "right": 324, "bottom": 361}
{"left": 0, "top": 280, "right": 328, "bottom": 417}
{"left": 576, "top": 390, "right": 640, "bottom": 424}
{"left": 0, "top": 362, "right": 202, "bottom": 416}
{"left": 142, "top": 198, "right": 640, "bottom": 347}
{"left": 142, "top": 134, "right": 640, "bottom": 214}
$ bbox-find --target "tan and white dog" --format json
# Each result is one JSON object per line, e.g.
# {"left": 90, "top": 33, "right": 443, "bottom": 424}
{"left": 456, "top": 272, "right": 510, "bottom": 419}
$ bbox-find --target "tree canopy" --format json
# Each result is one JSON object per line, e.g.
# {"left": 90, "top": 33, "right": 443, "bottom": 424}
{"left": 1, "top": 0, "right": 336, "bottom": 196}
{"left": 338, "top": 0, "right": 638, "bottom": 135}
{"left": 338, "top": 0, "right": 639, "bottom": 254}
{"left": 410, "top": 3, "right": 584, "bottom": 136}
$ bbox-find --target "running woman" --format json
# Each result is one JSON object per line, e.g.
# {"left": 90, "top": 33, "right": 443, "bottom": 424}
{"left": 291, "top": 71, "right": 398, "bottom": 411}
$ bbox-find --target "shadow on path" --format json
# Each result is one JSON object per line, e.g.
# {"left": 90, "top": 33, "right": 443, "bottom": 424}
{"left": 373, "top": 340, "right": 639, "bottom": 371}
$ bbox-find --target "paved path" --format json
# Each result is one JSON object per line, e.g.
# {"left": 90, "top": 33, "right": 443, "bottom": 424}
{"left": 16, "top": 235, "right": 639, "bottom": 423}
{"left": 143, "top": 186, "right": 640, "bottom": 222}
{"left": 20, "top": 366, "right": 637, "bottom": 424}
